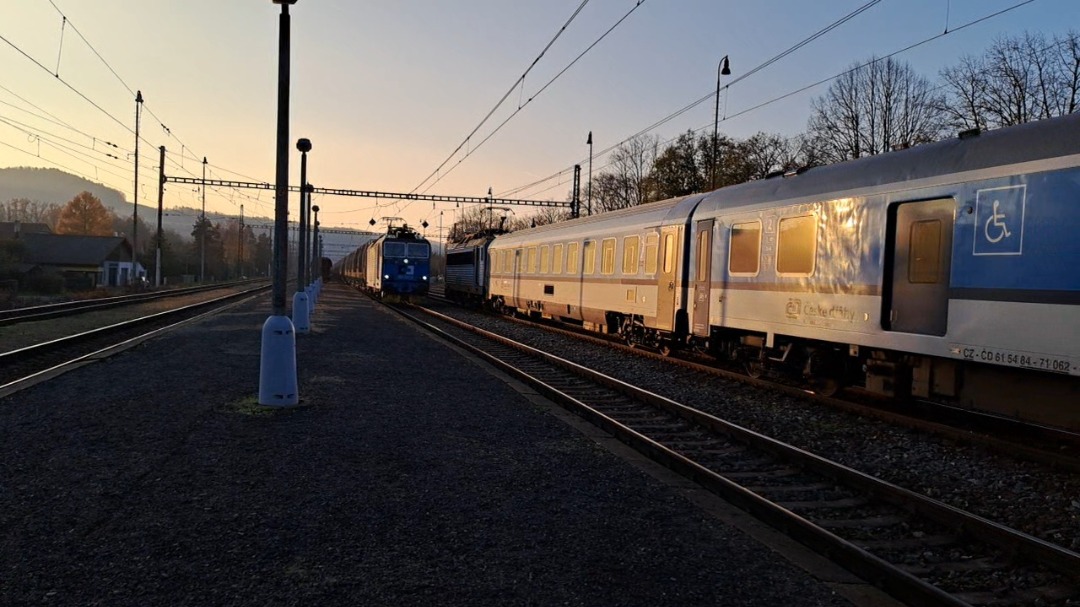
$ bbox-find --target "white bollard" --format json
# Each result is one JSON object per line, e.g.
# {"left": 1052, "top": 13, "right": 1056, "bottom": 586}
{"left": 292, "top": 291, "right": 310, "bottom": 333}
{"left": 258, "top": 314, "right": 298, "bottom": 406}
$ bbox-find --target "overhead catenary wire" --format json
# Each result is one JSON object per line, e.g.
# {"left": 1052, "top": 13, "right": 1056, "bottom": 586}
{"left": 7, "top": 0, "right": 271, "bottom": 218}
{"left": 497, "top": 0, "right": 1041, "bottom": 202}
{"left": 408, "top": 0, "right": 597, "bottom": 196}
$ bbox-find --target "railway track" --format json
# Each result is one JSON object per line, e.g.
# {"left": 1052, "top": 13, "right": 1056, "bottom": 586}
{"left": 0, "top": 280, "right": 266, "bottom": 326}
{"left": 390, "top": 300, "right": 1080, "bottom": 607}
{"left": 424, "top": 291, "right": 1080, "bottom": 474}
{"left": 0, "top": 284, "right": 269, "bottom": 397}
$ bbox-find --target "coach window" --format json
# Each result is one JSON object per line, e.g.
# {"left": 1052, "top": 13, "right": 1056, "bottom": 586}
{"left": 663, "top": 233, "right": 675, "bottom": 273}
{"left": 776, "top": 214, "right": 817, "bottom": 276}
{"left": 909, "top": 220, "right": 942, "bottom": 283}
{"left": 516, "top": 248, "right": 526, "bottom": 273}
{"left": 601, "top": 238, "right": 616, "bottom": 275}
{"left": 552, "top": 244, "right": 564, "bottom": 274}
{"left": 583, "top": 241, "right": 597, "bottom": 275}
{"left": 622, "top": 236, "right": 639, "bottom": 275}
{"left": 566, "top": 242, "right": 579, "bottom": 274}
{"left": 527, "top": 246, "right": 538, "bottom": 273}
{"left": 540, "top": 245, "right": 550, "bottom": 273}
{"left": 644, "top": 233, "right": 658, "bottom": 274}
{"left": 696, "top": 230, "right": 709, "bottom": 281}
{"left": 729, "top": 221, "right": 761, "bottom": 275}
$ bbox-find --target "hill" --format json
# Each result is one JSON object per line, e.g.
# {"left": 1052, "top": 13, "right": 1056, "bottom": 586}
{"left": 1, "top": 166, "right": 376, "bottom": 257}
{"left": 0, "top": 167, "right": 131, "bottom": 212}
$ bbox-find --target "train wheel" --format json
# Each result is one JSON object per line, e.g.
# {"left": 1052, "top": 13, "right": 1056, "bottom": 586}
{"left": 811, "top": 376, "right": 842, "bottom": 397}
{"left": 744, "top": 359, "right": 765, "bottom": 379}
{"left": 807, "top": 350, "right": 844, "bottom": 396}
{"left": 658, "top": 343, "right": 673, "bottom": 357}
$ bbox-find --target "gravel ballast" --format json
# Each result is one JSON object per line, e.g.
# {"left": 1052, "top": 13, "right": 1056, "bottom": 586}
{"left": 0, "top": 284, "right": 854, "bottom": 606}
{"left": 429, "top": 300, "right": 1080, "bottom": 558}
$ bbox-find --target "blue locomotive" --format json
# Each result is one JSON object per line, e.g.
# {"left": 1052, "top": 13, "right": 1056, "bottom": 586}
{"left": 444, "top": 229, "right": 504, "bottom": 307}
{"left": 337, "top": 224, "right": 431, "bottom": 300}
{"left": 475, "top": 113, "right": 1079, "bottom": 428}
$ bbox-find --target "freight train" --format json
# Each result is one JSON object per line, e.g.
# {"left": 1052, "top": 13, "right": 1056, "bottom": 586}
{"left": 336, "top": 224, "right": 431, "bottom": 300}
{"left": 446, "top": 113, "right": 1080, "bottom": 428}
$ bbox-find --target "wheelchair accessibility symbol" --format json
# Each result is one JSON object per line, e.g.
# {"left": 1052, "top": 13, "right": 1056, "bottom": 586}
{"left": 974, "top": 185, "right": 1025, "bottom": 256}
{"left": 984, "top": 199, "right": 1011, "bottom": 243}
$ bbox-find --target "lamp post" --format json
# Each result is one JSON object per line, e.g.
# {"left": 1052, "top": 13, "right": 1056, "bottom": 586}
{"left": 711, "top": 55, "right": 731, "bottom": 191}
{"left": 293, "top": 137, "right": 311, "bottom": 332}
{"left": 260, "top": 0, "right": 299, "bottom": 406}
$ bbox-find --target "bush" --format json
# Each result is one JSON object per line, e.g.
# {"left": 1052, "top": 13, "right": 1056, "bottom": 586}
{"left": 0, "top": 278, "right": 17, "bottom": 309}
{"left": 23, "top": 269, "right": 66, "bottom": 295}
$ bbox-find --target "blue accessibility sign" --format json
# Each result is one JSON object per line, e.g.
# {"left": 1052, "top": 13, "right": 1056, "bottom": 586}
{"left": 973, "top": 185, "right": 1025, "bottom": 256}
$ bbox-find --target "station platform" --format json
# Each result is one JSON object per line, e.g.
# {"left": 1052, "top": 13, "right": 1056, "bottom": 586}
{"left": 0, "top": 283, "right": 889, "bottom": 606}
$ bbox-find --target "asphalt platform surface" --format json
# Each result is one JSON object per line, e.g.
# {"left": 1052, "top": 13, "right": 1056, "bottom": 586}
{"left": 0, "top": 283, "right": 871, "bottom": 606}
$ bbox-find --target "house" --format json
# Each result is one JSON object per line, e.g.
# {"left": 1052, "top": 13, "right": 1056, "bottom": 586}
{"left": 0, "top": 221, "right": 52, "bottom": 239}
{"left": 0, "top": 222, "right": 144, "bottom": 288}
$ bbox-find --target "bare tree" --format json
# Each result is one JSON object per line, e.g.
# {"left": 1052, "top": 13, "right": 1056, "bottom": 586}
{"left": 939, "top": 55, "right": 988, "bottom": 131}
{"left": 651, "top": 131, "right": 703, "bottom": 200}
{"left": 530, "top": 206, "right": 571, "bottom": 227}
{"left": 941, "top": 31, "right": 1080, "bottom": 130}
{"left": 1, "top": 198, "right": 63, "bottom": 228}
{"left": 587, "top": 134, "right": 659, "bottom": 212}
{"left": 808, "top": 57, "right": 944, "bottom": 163}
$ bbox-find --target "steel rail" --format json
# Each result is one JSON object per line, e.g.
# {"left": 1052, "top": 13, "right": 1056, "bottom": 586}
{"left": 0, "top": 279, "right": 266, "bottom": 326}
{"left": 387, "top": 300, "right": 1080, "bottom": 607}
{"left": 0, "top": 284, "right": 269, "bottom": 395}
{"left": 425, "top": 293, "right": 1080, "bottom": 473}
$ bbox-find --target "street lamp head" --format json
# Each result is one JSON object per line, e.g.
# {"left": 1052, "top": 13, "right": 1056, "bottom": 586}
{"left": 719, "top": 55, "right": 731, "bottom": 76}
{"left": 296, "top": 138, "right": 312, "bottom": 153}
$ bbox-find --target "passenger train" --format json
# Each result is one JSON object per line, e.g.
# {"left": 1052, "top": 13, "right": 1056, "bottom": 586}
{"left": 446, "top": 113, "right": 1080, "bottom": 428}
{"left": 336, "top": 224, "right": 431, "bottom": 300}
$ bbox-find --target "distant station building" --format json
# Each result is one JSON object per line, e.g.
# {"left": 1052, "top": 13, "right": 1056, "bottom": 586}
{"left": 0, "top": 221, "right": 144, "bottom": 289}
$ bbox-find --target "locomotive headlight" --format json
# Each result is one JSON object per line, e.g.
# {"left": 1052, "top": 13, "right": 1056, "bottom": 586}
{"left": 422, "top": 275, "right": 428, "bottom": 281}
{"left": 383, "top": 274, "right": 390, "bottom": 280}
{"left": 403, "top": 259, "right": 409, "bottom": 264}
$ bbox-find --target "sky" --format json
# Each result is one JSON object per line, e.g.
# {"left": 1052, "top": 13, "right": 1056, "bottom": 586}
{"left": 1, "top": 0, "right": 1076, "bottom": 242}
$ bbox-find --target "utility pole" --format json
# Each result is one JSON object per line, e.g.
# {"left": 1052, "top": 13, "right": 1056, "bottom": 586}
{"left": 201, "top": 156, "right": 207, "bottom": 283}
{"left": 155, "top": 145, "right": 165, "bottom": 287}
{"left": 586, "top": 131, "right": 593, "bottom": 216}
{"left": 572, "top": 164, "right": 581, "bottom": 219}
{"left": 132, "top": 90, "right": 143, "bottom": 285}
{"left": 238, "top": 203, "right": 244, "bottom": 277}
{"left": 260, "top": 0, "right": 299, "bottom": 406}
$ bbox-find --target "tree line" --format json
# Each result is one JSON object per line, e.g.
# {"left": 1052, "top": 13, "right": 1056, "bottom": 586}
{"left": 503, "top": 30, "right": 1078, "bottom": 229}
{"left": 1, "top": 192, "right": 271, "bottom": 282}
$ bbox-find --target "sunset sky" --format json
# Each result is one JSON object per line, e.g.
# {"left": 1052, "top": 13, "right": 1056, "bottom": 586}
{"left": 1, "top": 0, "right": 1075, "bottom": 237}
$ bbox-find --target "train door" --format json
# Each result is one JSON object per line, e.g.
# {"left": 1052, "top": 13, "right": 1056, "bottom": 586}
{"left": 884, "top": 198, "right": 954, "bottom": 335}
{"left": 513, "top": 248, "right": 522, "bottom": 308}
{"left": 476, "top": 247, "right": 486, "bottom": 293}
{"left": 691, "top": 220, "right": 714, "bottom": 336}
{"left": 655, "top": 227, "right": 680, "bottom": 331}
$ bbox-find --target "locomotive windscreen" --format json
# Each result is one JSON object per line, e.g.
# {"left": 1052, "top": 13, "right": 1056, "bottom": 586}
{"left": 407, "top": 242, "right": 430, "bottom": 258}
